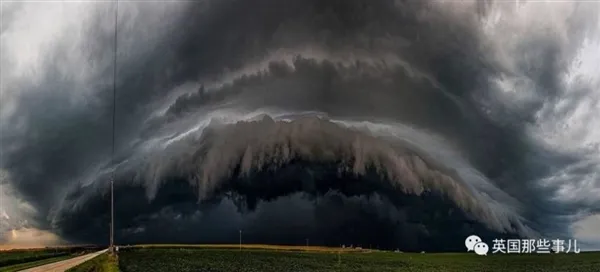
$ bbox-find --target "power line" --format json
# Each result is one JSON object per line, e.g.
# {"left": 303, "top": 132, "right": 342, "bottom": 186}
{"left": 110, "top": 0, "right": 118, "bottom": 255}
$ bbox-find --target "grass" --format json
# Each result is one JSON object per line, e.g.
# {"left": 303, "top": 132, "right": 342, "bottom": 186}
{"left": 117, "top": 247, "right": 600, "bottom": 272}
{"left": 66, "top": 253, "right": 119, "bottom": 272}
{"left": 0, "top": 255, "right": 74, "bottom": 272}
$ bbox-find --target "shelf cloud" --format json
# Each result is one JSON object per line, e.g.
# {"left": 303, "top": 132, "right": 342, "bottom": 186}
{"left": 1, "top": 0, "right": 599, "bottom": 251}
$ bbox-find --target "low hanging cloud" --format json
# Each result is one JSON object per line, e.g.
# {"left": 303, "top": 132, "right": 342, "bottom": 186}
{"left": 1, "top": 0, "right": 599, "bottom": 251}
{"left": 0, "top": 228, "right": 64, "bottom": 250}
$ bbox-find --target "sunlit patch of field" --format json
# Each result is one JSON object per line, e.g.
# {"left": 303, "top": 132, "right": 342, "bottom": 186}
{"left": 0, "top": 245, "right": 100, "bottom": 252}
{"left": 129, "top": 244, "right": 365, "bottom": 253}
{"left": 66, "top": 253, "right": 119, "bottom": 272}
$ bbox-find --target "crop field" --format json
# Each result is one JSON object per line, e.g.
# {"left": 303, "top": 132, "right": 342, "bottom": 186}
{"left": 118, "top": 247, "right": 600, "bottom": 272}
{"left": 130, "top": 244, "right": 362, "bottom": 252}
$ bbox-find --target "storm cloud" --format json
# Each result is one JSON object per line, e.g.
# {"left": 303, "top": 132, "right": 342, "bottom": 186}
{"left": 1, "top": 0, "right": 599, "bottom": 251}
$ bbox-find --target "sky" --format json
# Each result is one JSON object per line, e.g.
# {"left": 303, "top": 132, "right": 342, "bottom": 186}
{"left": 0, "top": 0, "right": 599, "bottom": 251}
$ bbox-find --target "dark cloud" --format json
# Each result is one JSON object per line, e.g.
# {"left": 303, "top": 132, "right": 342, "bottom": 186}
{"left": 1, "top": 0, "right": 599, "bottom": 250}
{"left": 55, "top": 166, "right": 515, "bottom": 252}
{"left": 51, "top": 116, "right": 529, "bottom": 251}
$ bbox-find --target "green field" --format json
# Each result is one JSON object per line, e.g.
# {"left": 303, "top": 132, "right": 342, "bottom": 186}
{"left": 117, "top": 247, "right": 600, "bottom": 272}
{"left": 0, "top": 247, "right": 99, "bottom": 272}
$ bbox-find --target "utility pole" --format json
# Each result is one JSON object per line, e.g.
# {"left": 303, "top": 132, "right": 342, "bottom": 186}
{"left": 110, "top": 177, "right": 114, "bottom": 254}
{"left": 239, "top": 230, "right": 242, "bottom": 251}
{"left": 109, "top": 0, "right": 118, "bottom": 256}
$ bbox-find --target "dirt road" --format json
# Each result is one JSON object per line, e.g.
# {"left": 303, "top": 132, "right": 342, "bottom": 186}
{"left": 19, "top": 249, "right": 108, "bottom": 272}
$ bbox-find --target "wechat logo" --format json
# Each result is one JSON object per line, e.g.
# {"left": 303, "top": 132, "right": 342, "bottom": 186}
{"left": 465, "top": 235, "right": 489, "bottom": 256}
